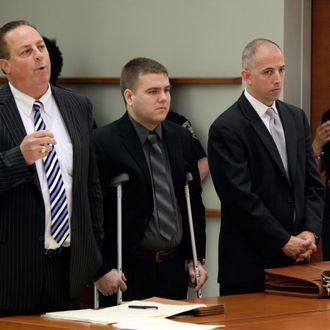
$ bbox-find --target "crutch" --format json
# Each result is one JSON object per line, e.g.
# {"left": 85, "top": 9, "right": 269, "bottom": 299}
{"left": 94, "top": 283, "right": 99, "bottom": 309}
{"left": 185, "top": 172, "right": 202, "bottom": 298}
{"left": 94, "top": 172, "right": 130, "bottom": 308}
{"left": 112, "top": 173, "right": 129, "bottom": 304}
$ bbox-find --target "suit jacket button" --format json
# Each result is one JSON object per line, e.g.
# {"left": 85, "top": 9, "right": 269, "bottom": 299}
{"left": 39, "top": 236, "right": 44, "bottom": 241}
{"left": 287, "top": 197, "right": 293, "bottom": 203}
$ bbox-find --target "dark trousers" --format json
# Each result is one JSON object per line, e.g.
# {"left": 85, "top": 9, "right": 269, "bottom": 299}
{"left": 0, "top": 249, "right": 79, "bottom": 317}
{"left": 100, "top": 253, "right": 187, "bottom": 307}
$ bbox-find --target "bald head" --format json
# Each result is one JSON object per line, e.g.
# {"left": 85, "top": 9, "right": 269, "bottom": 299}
{"left": 242, "top": 38, "right": 282, "bottom": 70}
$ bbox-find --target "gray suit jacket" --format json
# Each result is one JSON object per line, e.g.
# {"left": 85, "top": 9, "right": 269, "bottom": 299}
{"left": 208, "top": 92, "right": 324, "bottom": 292}
{"left": 0, "top": 84, "right": 103, "bottom": 310}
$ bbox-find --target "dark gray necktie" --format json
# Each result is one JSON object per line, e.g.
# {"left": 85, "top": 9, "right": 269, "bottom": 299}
{"left": 147, "top": 132, "right": 176, "bottom": 240}
{"left": 266, "top": 108, "right": 288, "bottom": 174}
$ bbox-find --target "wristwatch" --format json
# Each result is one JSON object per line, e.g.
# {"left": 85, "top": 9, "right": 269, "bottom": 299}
{"left": 199, "top": 258, "right": 206, "bottom": 265}
{"left": 313, "top": 232, "right": 320, "bottom": 245}
{"left": 315, "top": 233, "right": 320, "bottom": 245}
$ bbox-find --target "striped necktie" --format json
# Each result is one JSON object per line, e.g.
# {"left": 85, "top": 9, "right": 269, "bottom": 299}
{"left": 147, "top": 132, "right": 176, "bottom": 240}
{"left": 33, "top": 100, "right": 70, "bottom": 245}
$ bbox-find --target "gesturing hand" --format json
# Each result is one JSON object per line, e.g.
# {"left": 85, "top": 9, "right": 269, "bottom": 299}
{"left": 20, "top": 130, "right": 56, "bottom": 165}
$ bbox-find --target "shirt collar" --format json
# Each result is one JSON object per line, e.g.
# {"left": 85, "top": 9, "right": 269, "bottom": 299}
{"left": 9, "top": 82, "right": 52, "bottom": 116}
{"left": 128, "top": 113, "right": 163, "bottom": 144}
{"left": 244, "top": 89, "right": 278, "bottom": 117}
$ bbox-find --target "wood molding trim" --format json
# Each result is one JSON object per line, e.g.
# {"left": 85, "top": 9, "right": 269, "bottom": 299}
{"left": 0, "top": 74, "right": 227, "bottom": 221}
{"left": 205, "top": 208, "right": 221, "bottom": 218}
{"left": 0, "top": 76, "right": 242, "bottom": 85}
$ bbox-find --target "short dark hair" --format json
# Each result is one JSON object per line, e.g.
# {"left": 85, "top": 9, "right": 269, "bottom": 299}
{"left": 242, "top": 38, "right": 282, "bottom": 69}
{"left": 43, "top": 36, "right": 63, "bottom": 85}
{"left": 0, "top": 20, "right": 37, "bottom": 59}
{"left": 120, "top": 57, "right": 169, "bottom": 101}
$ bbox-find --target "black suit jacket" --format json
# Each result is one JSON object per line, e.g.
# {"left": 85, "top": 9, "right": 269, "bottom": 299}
{"left": 208, "top": 93, "right": 324, "bottom": 292}
{"left": 93, "top": 112, "right": 206, "bottom": 275}
{"left": 0, "top": 84, "right": 103, "bottom": 310}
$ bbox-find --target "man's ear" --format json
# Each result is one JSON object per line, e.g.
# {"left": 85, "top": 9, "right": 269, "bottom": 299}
{"left": 0, "top": 59, "right": 8, "bottom": 75}
{"left": 241, "top": 68, "right": 251, "bottom": 85}
{"left": 124, "top": 89, "right": 134, "bottom": 107}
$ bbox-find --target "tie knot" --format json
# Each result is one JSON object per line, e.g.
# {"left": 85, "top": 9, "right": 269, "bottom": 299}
{"left": 33, "top": 100, "right": 42, "bottom": 113}
{"left": 147, "top": 132, "right": 158, "bottom": 145}
{"left": 266, "top": 107, "right": 277, "bottom": 119}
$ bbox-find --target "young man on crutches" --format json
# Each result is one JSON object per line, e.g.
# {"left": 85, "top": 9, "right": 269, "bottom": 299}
{"left": 93, "top": 57, "right": 208, "bottom": 306}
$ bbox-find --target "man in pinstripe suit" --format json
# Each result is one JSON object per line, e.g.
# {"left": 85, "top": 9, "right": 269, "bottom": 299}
{"left": 0, "top": 20, "right": 104, "bottom": 316}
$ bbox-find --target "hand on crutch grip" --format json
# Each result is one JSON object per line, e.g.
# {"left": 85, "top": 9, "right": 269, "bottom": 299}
{"left": 94, "top": 173, "right": 130, "bottom": 308}
{"left": 187, "top": 259, "right": 207, "bottom": 296}
{"left": 185, "top": 172, "right": 205, "bottom": 298}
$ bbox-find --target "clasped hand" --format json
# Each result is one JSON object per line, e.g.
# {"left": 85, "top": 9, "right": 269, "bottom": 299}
{"left": 282, "top": 231, "right": 317, "bottom": 263}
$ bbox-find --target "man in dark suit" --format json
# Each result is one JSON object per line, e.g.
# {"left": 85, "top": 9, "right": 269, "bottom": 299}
{"left": 93, "top": 57, "right": 207, "bottom": 304}
{"left": 208, "top": 38, "right": 324, "bottom": 295}
{"left": 0, "top": 20, "right": 103, "bottom": 315}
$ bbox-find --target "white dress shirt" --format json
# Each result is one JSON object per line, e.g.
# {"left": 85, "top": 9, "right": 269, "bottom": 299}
{"left": 244, "top": 89, "right": 279, "bottom": 132}
{"left": 9, "top": 83, "right": 73, "bottom": 249}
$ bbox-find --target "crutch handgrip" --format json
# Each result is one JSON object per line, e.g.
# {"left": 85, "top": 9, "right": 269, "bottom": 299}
{"left": 185, "top": 172, "right": 193, "bottom": 184}
{"left": 110, "top": 173, "right": 130, "bottom": 187}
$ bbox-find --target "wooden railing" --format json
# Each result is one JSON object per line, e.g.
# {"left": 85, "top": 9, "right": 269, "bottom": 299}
{"left": 0, "top": 76, "right": 241, "bottom": 85}
{"left": 205, "top": 208, "right": 220, "bottom": 218}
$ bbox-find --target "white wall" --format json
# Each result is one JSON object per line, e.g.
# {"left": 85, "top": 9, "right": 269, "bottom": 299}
{"left": 0, "top": 0, "right": 310, "bottom": 298}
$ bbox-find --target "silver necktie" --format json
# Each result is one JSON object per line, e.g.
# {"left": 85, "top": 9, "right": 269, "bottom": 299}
{"left": 266, "top": 108, "right": 288, "bottom": 174}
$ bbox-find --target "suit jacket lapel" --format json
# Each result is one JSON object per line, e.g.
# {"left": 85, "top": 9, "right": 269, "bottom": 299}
{"left": 0, "top": 84, "right": 27, "bottom": 148}
{"left": 51, "top": 87, "right": 81, "bottom": 187}
{"left": 277, "top": 101, "right": 297, "bottom": 182}
{"left": 238, "top": 94, "right": 289, "bottom": 182}
{"left": 162, "top": 121, "right": 184, "bottom": 192}
{"left": 0, "top": 84, "right": 41, "bottom": 189}
{"left": 119, "top": 113, "right": 152, "bottom": 187}
{"left": 51, "top": 87, "right": 79, "bottom": 144}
